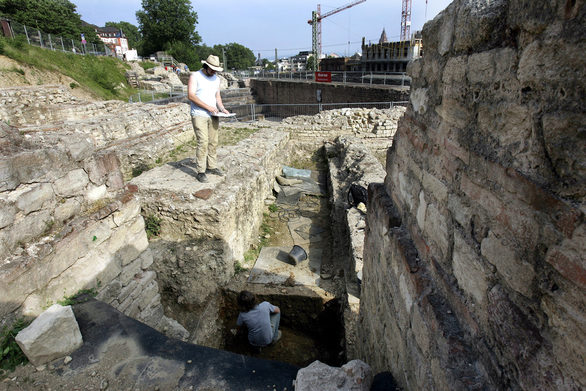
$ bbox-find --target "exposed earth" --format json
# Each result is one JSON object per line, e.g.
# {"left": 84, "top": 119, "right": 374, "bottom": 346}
{"left": 0, "top": 55, "right": 96, "bottom": 100}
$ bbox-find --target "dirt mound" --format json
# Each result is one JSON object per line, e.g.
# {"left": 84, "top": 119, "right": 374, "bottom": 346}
{"left": 0, "top": 55, "right": 96, "bottom": 100}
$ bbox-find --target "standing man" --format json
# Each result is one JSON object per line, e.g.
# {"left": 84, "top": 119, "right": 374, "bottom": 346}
{"left": 188, "top": 54, "right": 230, "bottom": 183}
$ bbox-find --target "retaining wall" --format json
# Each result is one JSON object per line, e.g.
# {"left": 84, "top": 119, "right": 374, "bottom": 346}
{"left": 251, "top": 79, "right": 409, "bottom": 105}
{"left": 358, "top": 0, "right": 585, "bottom": 389}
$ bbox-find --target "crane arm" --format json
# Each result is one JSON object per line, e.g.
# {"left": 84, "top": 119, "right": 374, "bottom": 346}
{"left": 307, "top": 0, "right": 366, "bottom": 24}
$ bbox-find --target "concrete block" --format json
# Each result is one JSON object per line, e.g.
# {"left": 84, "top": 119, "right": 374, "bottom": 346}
{"left": 15, "top": 304, "right": 83, "bottom": 366}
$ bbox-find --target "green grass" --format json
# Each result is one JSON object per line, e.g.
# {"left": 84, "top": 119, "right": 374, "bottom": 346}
{"left": 243, "top": 213, "right": 274, "bottom": 264}
{"left": 219, "top": 127, "right": 259, "bottom": 146}
{"left": 57, "top": 287, "right": 99, "bottom": 306}
{"left": 0, "top": 37, "right": 135, "bottom": 101}
{"left": 0, "top": 319, "right": 30, "bottom": 374}
{"left": 139, "top": 61, "right": 158, "bottom": 71}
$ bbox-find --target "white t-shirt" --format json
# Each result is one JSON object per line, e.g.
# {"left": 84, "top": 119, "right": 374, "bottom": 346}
{"left": 189, "top": 69, "right": 220, "bottom": 118}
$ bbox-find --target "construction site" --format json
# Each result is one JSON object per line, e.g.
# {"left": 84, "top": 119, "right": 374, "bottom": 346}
{"left": 0, "top": 0, "right": 584, "bottom": 390}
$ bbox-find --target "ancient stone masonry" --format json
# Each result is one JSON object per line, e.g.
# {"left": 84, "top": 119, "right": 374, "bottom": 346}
{"left": 325, "top": 136, "right": 387, "bottom": 361}
{"left": 0, "top": 86, "right": 190, "bottom": 339}
{"left": 282, "top": 107, "right": 406, "bottom": 153}
{"left": 358, "top": 0, "right": 585, "bottom": 390}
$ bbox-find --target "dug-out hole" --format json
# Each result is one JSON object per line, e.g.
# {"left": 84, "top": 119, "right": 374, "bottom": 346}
{"left": 220, "top": 288, "right": 346, "bottom": 368}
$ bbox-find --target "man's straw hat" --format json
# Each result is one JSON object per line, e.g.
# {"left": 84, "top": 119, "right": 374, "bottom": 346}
{"left": 201, "top": 55, "right": 223, "bottom": 72}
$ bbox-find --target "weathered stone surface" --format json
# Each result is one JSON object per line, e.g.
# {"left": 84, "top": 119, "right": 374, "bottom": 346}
{"left": 295, "top": 360, "right": 373, "bottom": 391}
{"left": 53, "top": 169, "right": 89, "bottom": 197}
{"left": 359, "top": 1, "right": 585, "bottom": 389}
{"left": 481, "top": 230, "right": 534, "bottom": 297}
{"left": 15, "top": 304, "right": 83, "bottom": 366}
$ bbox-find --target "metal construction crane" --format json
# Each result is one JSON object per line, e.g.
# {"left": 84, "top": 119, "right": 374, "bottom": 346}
{"left": 308, "top": 0, "right": 367, "bottom": 61}
{"left": 400, "top": 0, "right": 412, "bottom": 41}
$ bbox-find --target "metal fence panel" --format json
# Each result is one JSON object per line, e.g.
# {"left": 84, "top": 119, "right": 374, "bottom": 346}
{"left": 3, "top": 19, "right": 110, "bottom": 56}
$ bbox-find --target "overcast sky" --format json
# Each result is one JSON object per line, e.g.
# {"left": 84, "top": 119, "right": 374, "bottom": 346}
{"left": 71, "top": 0, "right": 453, "bottom": 58}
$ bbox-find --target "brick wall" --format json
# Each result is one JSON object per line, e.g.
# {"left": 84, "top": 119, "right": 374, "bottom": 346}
{"left": 358, "top": 0, "right": 585, "bottom": 389}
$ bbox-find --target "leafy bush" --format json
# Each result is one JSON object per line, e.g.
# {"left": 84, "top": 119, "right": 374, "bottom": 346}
{"left": 234, "top": 260, "right": 248, "bottom": 274}
{"left": 145, "top": 215, "right": 161, "bottom": 239}
{"left": 0, "top": 37, "right": 4, "bottom": 55}
{"left": 0, "top": 319, "right": 30, "bottom": 373}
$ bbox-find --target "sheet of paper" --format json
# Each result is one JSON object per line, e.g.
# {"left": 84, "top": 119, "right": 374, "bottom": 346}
{"left": 212, "top": 112, "right": 236, "bottom": 117}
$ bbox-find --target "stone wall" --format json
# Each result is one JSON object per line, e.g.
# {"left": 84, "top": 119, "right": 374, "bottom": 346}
{"left": 358, "top": 0, "right": 584, "bottom": 389}
{"left": 0, "top": 87, "right": 190, "bottom": 339}
{"left": 251, "top": 79, "right": 409, "bottom": 105}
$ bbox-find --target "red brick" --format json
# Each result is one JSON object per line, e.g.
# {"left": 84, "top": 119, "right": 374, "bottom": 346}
{"left": 444, "top": 137, "right": 470, "bottom": 165}
{"left": 126, "top": 184, "right": 139, "bottom": 193}
{"left": 546, "top": 249, "right": 586, "bottom": 289}
{"left": 194, "top": 188, "right": 213, "bottom": 200}
{"left": 485, "top": 162, "right": 582, "bottom": 238}
{"left": 460, "top": 175, "right": 504, "bottom": 217}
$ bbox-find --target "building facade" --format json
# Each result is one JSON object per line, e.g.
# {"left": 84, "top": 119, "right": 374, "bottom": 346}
{"left": 95, "top": 26, "right": 129, "bottom": 58}
{"left": 361, "top": 29, "right": 423, "bottom": 72}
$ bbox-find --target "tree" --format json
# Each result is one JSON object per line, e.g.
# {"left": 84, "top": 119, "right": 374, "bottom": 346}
{"left": 136, "top": 0, "right": 200, "bottom": 56}
{"left": 306, "top": 55, "right": 317, "bottom": 71}
{"left": 105, "top": 21, "right": 141, "bottom": 50}
{"left": 213, "top": 43, "right": 255, "bottom": 71}
{"left": 0, "top": 0, "right": 90, "bottom": 41}
{"left": 261, "top": 58, "right": 275, "bottom": 71}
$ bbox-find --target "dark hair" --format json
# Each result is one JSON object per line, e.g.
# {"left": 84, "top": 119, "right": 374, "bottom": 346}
{"left": 237, "top": 290, "right": 256, "bottom": 312}
{"left": 202, "top": 63, "right": 209, "bottom": 70}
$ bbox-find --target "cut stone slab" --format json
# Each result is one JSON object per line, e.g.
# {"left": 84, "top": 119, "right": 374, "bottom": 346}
{"left": 288, "top": 216, "right": 325, "bottom": 245}
{"left": 15, "top": 304, "right": 83, "bottom": 366}
{"left": 248, "top": 246, "right": 321, "bottom": 287}
{"left": 295, "top": 359, "right": 373, "bottom": 391}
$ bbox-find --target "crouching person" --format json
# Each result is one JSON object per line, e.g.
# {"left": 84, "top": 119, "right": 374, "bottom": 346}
{"left": 237, "top": 290, "right": 281, "bottom": 347}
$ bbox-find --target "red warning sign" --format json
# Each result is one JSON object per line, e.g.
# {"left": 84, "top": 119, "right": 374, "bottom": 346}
{"left": 315, "top": 72, "right": 332, "bottom": 83}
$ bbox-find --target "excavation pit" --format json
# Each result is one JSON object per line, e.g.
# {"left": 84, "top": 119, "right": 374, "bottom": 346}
{"left": 220, "top": 287, "right": 346, "bottom": 368}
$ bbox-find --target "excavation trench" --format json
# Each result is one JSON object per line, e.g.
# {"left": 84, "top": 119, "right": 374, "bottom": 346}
{"left": 134, "top": 133, "right": 354, "bottom": 368}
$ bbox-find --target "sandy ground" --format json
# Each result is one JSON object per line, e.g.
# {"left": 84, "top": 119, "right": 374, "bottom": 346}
{"left": 0, "top": 55, "right": 97, "bottom": 101}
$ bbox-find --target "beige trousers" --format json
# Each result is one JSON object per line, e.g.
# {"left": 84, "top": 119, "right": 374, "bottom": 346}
{"left": 191, "top": 115, "right": 219, "bottom": 173}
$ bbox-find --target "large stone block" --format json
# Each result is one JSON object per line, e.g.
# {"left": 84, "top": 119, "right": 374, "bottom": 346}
{"left": 15, "top": 183, "right": 54, "bottom": 214}
{"left": 467, "top": 51, "right": 495, "bottom": 84}
{"left": 15, "top": 304, "right": 83, "bottom": 366}
{"left": 481, "top": 230, "right": 534, "bottom": 297}
{"left": 545, "top": 223, "right": 586, "bottom": 289}
{"left": 423, "top": 203, "right": 449, "bottom": 258}
{"left": 452, "top": 230, "right": 491, "bottom": 307}
{"left": 0, "top": 199, "right": 16, "bottom": 229}
{"left": 9, "top": 209, "right": 53, "bottom": 246}
{"left": 453, "top": 0, "right": 507, "bottom": 52}
{"left": 0, "top": 158, "right": 18, "bottom": 192}
{"left": 295, "top": 360, "right": 373, "bottom": 391}
{"left": 53, "top": 169, "right": 89, "bottom": 197}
